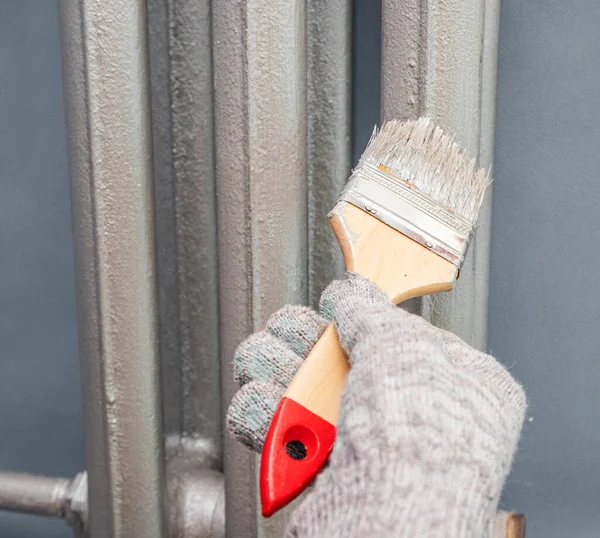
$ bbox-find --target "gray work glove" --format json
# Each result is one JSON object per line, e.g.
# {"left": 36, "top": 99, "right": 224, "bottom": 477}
{"left": 227, "top": 273, "right": 526, "bottom": 537}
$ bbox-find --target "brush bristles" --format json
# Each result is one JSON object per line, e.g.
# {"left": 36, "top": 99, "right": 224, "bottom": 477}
{"left": 358, "top": 117, "right": 489, "bottom": 225}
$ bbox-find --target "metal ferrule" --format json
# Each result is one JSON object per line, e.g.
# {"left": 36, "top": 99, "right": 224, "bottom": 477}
{"left": 337, "top": 163, "right": 473, "bottom": 268}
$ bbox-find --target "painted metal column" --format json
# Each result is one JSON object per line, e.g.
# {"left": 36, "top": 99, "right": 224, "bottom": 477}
{"left": 212, "top": 4, "right": 258, "bottom": 533}
{"left": 59, "top": 1, "right": 168, "bottom": 537}
{"left": 147, "top": 0, "right": 221, "bottom": 460}
{"left": 475, "top": 0, "right": 501, "bottom": 350}
{"left": 147, "top": 0, "right": 225, "bottom": 534}
{"left": 307, "top": 0, "right": 353, "bottom": 307}
{"left": 382, "top": 0, "right": 501, "bottom": 349}
{"left": 213, "top": 1, "right": 307, "bottom": 535}
{"left": 213, "top": 1, "right": 352, "bottom": 535}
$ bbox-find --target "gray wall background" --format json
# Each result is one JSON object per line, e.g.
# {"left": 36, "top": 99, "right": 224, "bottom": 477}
{"left": 0, "top": 2, "right": 84, "bottom": 538}
{"left": 490, "top": 1, "right": 600, "bottom": 536}
{"left": 0, "top": 1, "right": 598, "bottom": 537}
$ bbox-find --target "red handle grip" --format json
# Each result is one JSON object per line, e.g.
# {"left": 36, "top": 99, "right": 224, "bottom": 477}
{"left": 259, "top": 397, "right": 336, "bottom": 517}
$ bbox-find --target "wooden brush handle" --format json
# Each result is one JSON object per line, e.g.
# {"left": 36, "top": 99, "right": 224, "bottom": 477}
{"left": 282, "top": 202, "right": 459, "bottom": 417}
{"left": 260, "top": 202, "right": 459, "bottom": 516}
{"left": 506, "top": 513, "right": 526, "bottom": 538}
{"left": 498, "top": 512, "right": 526, "bottom": 538}
{"left": 284, "top": 323, "right": 349, "bottom": 425}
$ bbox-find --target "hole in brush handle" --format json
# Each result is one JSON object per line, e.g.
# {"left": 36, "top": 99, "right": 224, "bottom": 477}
{"left": 260, "top": 397, "right": 336, "bottom": 517}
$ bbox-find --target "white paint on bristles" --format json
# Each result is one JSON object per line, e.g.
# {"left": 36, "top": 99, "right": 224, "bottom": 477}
{"left": 357, "top": 117, "right": 489, "bottom": 228}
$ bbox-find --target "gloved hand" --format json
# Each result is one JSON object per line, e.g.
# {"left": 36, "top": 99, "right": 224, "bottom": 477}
{"left": 227, "top": 273, "right": 526, "bottom": 538}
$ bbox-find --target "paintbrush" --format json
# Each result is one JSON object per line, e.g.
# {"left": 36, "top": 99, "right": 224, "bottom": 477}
{"left": 260, "top": 117, "right": 489, "bottom": 517}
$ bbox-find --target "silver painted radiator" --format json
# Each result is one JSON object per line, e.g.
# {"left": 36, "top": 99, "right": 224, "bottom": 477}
{"left": 0, "top": 1, "right": 500, "bottom": 536}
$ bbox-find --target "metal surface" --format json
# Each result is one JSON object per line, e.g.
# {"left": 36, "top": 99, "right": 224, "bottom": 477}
{"left": 475, "top": 0, "right": 500, "bottom": 352}
{"left": 0, "top": 461, "right": 225, "bottom": 538}
{"left": 166, "top": 441, "right": 225, "bottom": 538}
{"left": 147, "top": 0, "right": 222, "bottom": 461}
{"left": 381, "top": 0, "right": 500, "bottom": 348}
{"left": 50, "top": 0, "right": 500, "bottom": 535}
{"left": 63, "top": 472, "right": 88, "bottom": 537}
{"left": 211, "top": 4, "right": 257, "bottom": 535}
{"left": 0, "top": 472, "right": 71, "bottom": 518}
{"left": 59, "top": 1, "right": 168, "bottom": 536}
{"left": 0, "top": 471, "right": 87, "bottom": 535}
{"left": 339, "top": 163, "right": 473, "bottom": 268}
{"left": 421, "top": 0, "right": 494, "bottom": 350}
{"left": 381, "top": 0, "right": 427, "bottom": 122}
{"left": 307, "top": 0, "right": 352, "bottom": 307}
{"left": 147, "top": 1, "right": 225, "bottom": 535}
{"left": 213, "top": 0, "right": 310, "bottom": 535}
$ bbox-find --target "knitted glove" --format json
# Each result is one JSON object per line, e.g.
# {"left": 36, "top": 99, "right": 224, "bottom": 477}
{"left": 227, "top": 273, "right": 526, "bottom": 538}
